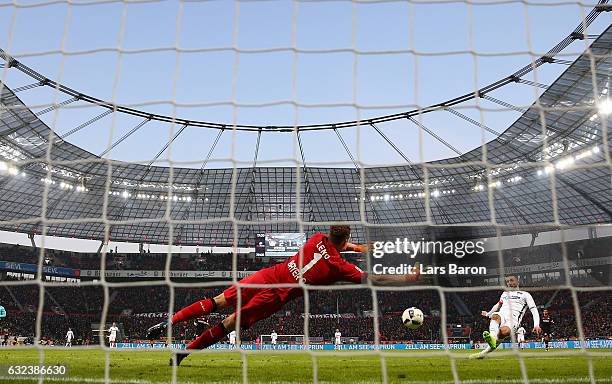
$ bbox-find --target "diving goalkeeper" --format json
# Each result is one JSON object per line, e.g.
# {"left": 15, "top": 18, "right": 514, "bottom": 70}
{"left": 146, "top": 225, "right": 420, "bottom": 366}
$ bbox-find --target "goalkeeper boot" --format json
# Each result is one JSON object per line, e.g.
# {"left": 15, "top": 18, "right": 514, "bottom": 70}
{"left": 483, "top": 331, "right": 497, "bottom": 350}
{"left": 169, "top": 352, "right": 188, "bottom": 367}
{"left": 146, "top": 321, "right": 169, "bottom": 339}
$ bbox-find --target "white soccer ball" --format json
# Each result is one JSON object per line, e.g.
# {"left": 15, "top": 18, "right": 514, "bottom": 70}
{"left": 402, "top": 307, "right": 424, "bottom": 330}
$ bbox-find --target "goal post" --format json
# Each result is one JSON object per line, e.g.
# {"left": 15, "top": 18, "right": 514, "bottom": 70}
{"left": 259, "top": 334, "right": 311, "bottom": 345}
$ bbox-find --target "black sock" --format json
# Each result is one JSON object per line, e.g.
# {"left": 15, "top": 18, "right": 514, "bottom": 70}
{"left": 210, "top": 298, "right": 218, "bottom": 312}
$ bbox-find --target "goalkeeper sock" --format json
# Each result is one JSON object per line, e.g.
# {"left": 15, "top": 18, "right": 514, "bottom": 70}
{"left": 186, "top": 322, "right": 229, "bottom": 350}
{"left": 171, "top": 298, "right": 217, "bottom": 324}
{"left": 488, "top": 320, "right": 500, "bottom": 339}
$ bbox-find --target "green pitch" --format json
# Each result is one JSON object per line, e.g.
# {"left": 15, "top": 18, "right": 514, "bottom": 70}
{"left": 0, "top": 348, "right": 610, "bottom": 383}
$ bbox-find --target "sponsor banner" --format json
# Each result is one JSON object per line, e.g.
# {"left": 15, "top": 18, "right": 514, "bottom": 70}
{"left": 207, "top": 344, "right": 257, "bottom": 350}
{"left": 75, "top": 256, "right": 612, "bottom": 280}
{"left": 478, "top": 340, "right": 612, "bottom": 349}
{"left": 0, "top": 261, "right": 79, "bottom": 277}
{"left": 300, "top": 313, "right": 356, "bottom": 319}
{"left": 260, "top": 344, "right": 473, "bottom": 351}
{"left": 117, "top": 343, "right": 186, "bottom": 349}
{"left": 80, "top": 270, "right": 256, "bottom": 279}
{"left": 116, "top": 343, "right": 254, "bottom": 350}
{"left": 115, "top": 340, "right": 612, "bottom": 350}
{"left": 556, "top": 340, "right": 612, "bottom": 349}
{"left": 134, "top": 313, "right": 168, "bottom": 318}
{"left": 132, "top": 312, "right": 226, "bottom": 319}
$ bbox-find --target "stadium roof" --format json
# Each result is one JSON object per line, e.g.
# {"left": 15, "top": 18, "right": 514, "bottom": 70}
{"left": 0, "top": 21, "right": 610, "bottom": 246}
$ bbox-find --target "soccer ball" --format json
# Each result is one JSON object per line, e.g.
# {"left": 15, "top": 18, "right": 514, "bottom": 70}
{"left": 402, "top": 307, "right": 424, "bottom": 330}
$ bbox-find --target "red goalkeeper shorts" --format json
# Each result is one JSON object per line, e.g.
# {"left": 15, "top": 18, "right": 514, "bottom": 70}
{"left": 223, "top": 270, "right": 300, "bottom": 329}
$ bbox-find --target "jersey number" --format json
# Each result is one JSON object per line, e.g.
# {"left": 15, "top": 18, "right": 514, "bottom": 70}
{"left": 301, "top": 252, "right": 323, "bottom": 275}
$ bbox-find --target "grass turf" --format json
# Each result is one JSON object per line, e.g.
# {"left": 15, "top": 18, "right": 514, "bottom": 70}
{"left": 0, "top": 348, "right": 610, "bottom": 383}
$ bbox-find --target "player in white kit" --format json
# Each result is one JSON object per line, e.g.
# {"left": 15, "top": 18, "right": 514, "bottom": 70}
{"left": 228, "top": 330, "right": 236, "bottom": 348}
{"left": 270, "top": 330, "right": 278, "bottom": 345}
{"left": 471, "top": 275, "right": 541, "bottom": 359}
{"left": 334, "top": 329, "right": 342, "bottom": 350}
{"left": 516, "top": 327, "right": 526, "bottom": 348}
{"left": 107, "top": 322, "right": 119, "bottom": 348}
{"left": 65, "top": 328, "right": 74, "bottom": 347}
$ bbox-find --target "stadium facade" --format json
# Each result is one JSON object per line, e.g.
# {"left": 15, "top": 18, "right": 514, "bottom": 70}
{"left": 0, "top": 23, "right": 610, "bottom": 247}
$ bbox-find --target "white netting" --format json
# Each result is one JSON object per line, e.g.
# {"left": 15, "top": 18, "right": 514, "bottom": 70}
{"left": 0, "top": 1, "right": 610, "bottom": 383}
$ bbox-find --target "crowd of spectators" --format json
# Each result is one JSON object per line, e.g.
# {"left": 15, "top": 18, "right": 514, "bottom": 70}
{"left": 0, "top": 237, "right": 609, "bottom": 346}
{"left": 1, "top": 281, "right": 609, "bottom": 346}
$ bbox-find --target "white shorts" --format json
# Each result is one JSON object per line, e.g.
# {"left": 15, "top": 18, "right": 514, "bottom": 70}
{"left": 517, "top": 334, "right": 525, "bottom": 343}
{"left": 492, "top": 311, "right": 520, "bottom": 333}
{"left": 109, "top": 337, "right": 116, "bottom": 343}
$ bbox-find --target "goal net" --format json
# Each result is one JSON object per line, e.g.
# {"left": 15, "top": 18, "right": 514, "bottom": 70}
{"left": 0, "top": 0, "right": 610, "bottom": 383}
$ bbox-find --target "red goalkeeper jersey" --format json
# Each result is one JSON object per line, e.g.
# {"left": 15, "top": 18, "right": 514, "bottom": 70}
{"left": 223, "top": 233, "right": 367, "bottom": 326}
{"left": 267, "top": 233, "right": 366, "bottom": 286}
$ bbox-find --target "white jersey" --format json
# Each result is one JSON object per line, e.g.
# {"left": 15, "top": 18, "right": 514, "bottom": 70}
{"left": 108, "top": 326, "right": 119, "bottom": 340}
{"left": 66, "top": 330, "right": 74, "bottom": 341}
{"left": 334, "top": 332, "right": 342, "bottom": 344}
{"left": 488, "top": 290, "right": 539, "bottom": 330}
{"left": 270, "top": 332, "right": 278, "bottom": 344}
{"left": 229, "top": 331, "right": 236, "bottom": 345}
